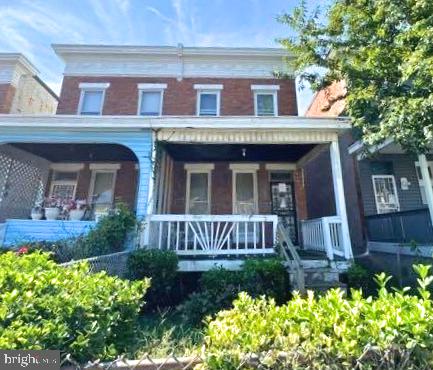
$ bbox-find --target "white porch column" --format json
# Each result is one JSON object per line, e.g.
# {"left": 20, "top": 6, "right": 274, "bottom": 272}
{"left": 329, "top": 139, "right": 353, "bottom": 259}
{"left": 418, "top": 154, "right": 433, "bottom": 226}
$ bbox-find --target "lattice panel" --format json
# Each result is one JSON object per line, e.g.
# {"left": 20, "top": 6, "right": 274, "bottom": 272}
{"left": 0, "top": 154, "right": 45, "bottom": 221}
{"left": 0, "top": 154, "right": 12, "bottom": 203}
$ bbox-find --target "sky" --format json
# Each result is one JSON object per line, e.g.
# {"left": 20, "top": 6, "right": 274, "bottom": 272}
{"left": 0, "top": 0, "right": 327, "bottom": 115}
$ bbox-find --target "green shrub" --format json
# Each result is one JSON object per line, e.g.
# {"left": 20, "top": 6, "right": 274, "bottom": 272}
{"left": 11, "top": 240, "right": 75, "bottom": 263}
{"left": 127, "top": 249, "right": 179, "bottom": 309}
{"left": 241, "top": 258, "right": 291, "bottom": 303}
{"left": 9, "top": 204, "right": 137, "bottom": 262}
{"left": 179, "top": 258, "right": 290, "bottom": 325}
{"left": 0, "top": 252, "right": 148, "bottom": 361}
{"left": 346, "top": 262, "right": 376, "bottom": 295}
{"left": 203, "top": 265, "right": 433, "bottom": 369}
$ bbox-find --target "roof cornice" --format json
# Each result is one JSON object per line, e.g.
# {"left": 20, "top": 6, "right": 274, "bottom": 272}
{"left": 0, "top": 53, "right": 39, "bottom": 75}
{"left": 52, "top": 44, "right": 292, "bottom": 59}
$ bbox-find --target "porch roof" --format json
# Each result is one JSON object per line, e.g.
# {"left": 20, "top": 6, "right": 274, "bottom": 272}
{"left": 0, "top": 114, "right": 351, "bottom": 131}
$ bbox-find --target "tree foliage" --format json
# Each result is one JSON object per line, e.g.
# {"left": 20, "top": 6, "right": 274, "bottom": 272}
{"left": 279, "top": 0, "right": 433, "bottom": 153}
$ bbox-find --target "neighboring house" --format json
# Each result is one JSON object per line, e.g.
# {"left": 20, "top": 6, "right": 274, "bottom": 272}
{"left": 0, "top": 53, "right": 58, "bottom": 114}
{"left": 308, "top": 80, "right": 433, "bottom": 258}
{"left": 0, "top": 44, "right": 355, "bottom": 283}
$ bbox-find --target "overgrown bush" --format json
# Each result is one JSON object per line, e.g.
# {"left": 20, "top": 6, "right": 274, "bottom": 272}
{"left": 11, "top": 204, "right": 137, "bottom": 262}
{"left": 203, "top": 265, "right": 433, "bottom": 369}
{"left": 73, "top": 203, "right": 136, "bottom": 258}
{"left": 0, "top": 252, "right": 148, "bottom": 361}
{"left": 179, "top": 258, "right": 290, "bottom": 325}
{"left": 127, "top": 249, "right": 179, "bottom": 309}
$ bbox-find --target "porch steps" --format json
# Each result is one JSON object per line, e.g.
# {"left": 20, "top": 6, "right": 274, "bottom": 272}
{"left": 303, "top": 267, "right": 347, "bottom": 293}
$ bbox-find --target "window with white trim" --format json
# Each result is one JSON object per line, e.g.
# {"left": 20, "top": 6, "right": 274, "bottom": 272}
{"left": 251, "top": 85, "right": 279, "bottom": 116}
{"left": 137, "top": 83, "right": 167, "bottom": 116}
{"left": 194, "top": 84, "right": 222, "bottom": 116}
{"left": 372, "top": 175, "right": 400, "bottom": 214}
{"left": 415, "top": 161, "right": 433, "bottom": 204}
{"left": 49, "top": 170, "right": 79, "bottom": 200}
{"left": 185, "top": 164, "right": 214, "bottom": 214}
{"left": 78, "top": 83, "right": 109, "bottom": 115}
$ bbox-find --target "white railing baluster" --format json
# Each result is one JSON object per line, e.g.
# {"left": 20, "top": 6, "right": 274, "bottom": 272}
{"left": 176, "top": 221, "right": 180, "bottom": 251}
{"left": 253, "top": 222, "right": 257, "bottom": 248}
{"left": 167, "top": 221, "right": 171, "bottom": 250}
{"left": 146, "top": 215, "right": 278, "bottom": 256}
{"left": 301, "top": 216, "right": 344, "bottom": 260}
{"left": 185, "top": 222, "right": 189, "bottom": 250}
{"left": 158, "top": 221, "right": 163, "bottom": 249}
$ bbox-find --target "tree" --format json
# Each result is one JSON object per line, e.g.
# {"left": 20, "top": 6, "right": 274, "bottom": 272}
{"left": 278, "top": 0, "right": 433, "bottom": 153}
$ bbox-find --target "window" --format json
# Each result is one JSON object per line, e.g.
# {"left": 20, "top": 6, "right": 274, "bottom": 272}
{"left": 49, "top": 171, "right": 79, "bottom": 200}
{"left": 137, "top": 83, "right": 167, "bottom": 116}
{"left": 78, "top": 83, "right": 109, "bottom": 115}
{"left": 415, "top": 161, "right": 433, "bottom": 204}
{"left": 372, "top": 175, "right": 400, "bottom": 214}
{"left": 230, "top": 164, "right": 259, "bottom": 214}
{"left": 194, "top": 84, "right": 222, "bottom": 116}
{"left": 185, "top": 164, "right": 214, "bottom": 214}
{"left": 251, "top": 85, "right": 279, "bottom": 116}
{"left": 88, "top": 164, "right": 120, "bottom": 211}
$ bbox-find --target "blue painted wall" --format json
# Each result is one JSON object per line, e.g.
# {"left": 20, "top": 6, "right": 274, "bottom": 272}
{"left": 2, "top": 219, "right": 96, "bottom": 246}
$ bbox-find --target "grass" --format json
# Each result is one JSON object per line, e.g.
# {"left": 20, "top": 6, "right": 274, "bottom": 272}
{"left": 126, "top": 309, "right": 205, "bottom": 359}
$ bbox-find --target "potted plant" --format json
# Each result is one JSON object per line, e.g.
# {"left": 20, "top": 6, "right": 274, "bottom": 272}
{"left": 44, "top": 196, "right": 62, "bottom": 220}
{"left": 67, "top": 199, "right": 87, "bottom": 221}
{"left": 30, "top": 206, "right": 43, "bottom": 220}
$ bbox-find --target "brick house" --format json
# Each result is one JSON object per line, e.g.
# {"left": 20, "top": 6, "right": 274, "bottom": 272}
{"left": 0, "top": 44, "right": 356, "bottom": 283}
{"left": 308, "top": 81, "right": 433, "bottom": 259}
{"left": 0, "top": 53, "right": 58, "bottom": 114}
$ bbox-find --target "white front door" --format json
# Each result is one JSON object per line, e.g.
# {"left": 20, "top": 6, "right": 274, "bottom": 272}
{"left": 233, "top": 171, "right": 258, "bottom": 215}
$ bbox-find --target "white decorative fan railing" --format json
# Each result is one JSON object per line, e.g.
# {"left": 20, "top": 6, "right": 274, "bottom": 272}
{"left": 143, "top": 214, "right": 278, "bottom": 255}
{"left": 301, "top": 216, "right": 344, "bottom": 260}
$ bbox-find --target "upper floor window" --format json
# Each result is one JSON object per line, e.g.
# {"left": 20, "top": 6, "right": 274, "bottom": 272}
{"left": 251, "top": 85, "right": 279, "bottom": 116}
{"left": 194, "top": 84, "right": 223, "bottom": 116}
{"left": 137, "top": 83, "right": 167, "bottom": 116}
{"left": 78, "top": 83, "right": 110, "bottom": 115}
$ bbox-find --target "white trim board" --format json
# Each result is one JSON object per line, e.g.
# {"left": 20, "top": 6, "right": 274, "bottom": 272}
{"left": 0, "top": 114, "right": 351, "bottom": 130}
{"left": 265, "top": 163, "right": 296, "bottom": 171}
{"left": 368, "top": 241, "right": 433, "bottom": 257}
{"left": 50, "top": 163, "right": 84, "bottom": 171}
{"left": 89, "top": 163, "right": 121, "bottom": 170}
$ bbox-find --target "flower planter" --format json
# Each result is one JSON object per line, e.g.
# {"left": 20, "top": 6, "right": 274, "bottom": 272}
{"left": 31, "top": 211, "right": 43, "bottom": 220}
{"left": 44, "top": 207, "right": 60, "bottom": 220}
{"left": 69, "top": 209, "right": 85, "bottom": 221}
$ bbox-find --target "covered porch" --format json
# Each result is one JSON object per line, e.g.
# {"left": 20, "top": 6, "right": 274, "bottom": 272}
{"left": 350, "top": 139, "right": 433, "bottom": 256}
{"left": 0, "top": 123, "right": 152, "bottom": 247}
{"left": 144, "top": 126, "right": 353, "bottom": 263}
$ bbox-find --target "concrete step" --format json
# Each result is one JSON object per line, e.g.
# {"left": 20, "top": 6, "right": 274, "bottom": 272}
{"left": 305, "top": 281, "right": 347, "bottom": 294}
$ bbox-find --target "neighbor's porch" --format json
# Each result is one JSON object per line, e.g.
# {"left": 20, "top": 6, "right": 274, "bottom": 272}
{"left": 350, "top": 140, "right": 433, "bottom": 256}
{"left": 143, "top": 135, "right": 353, "bottom": 264}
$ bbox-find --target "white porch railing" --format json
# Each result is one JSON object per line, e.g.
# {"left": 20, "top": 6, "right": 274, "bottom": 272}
{"left": 143, "top": 214, "right": 278, "bottom": 256}
{"left": 301, "top": 216, "right": 345, "bottom": 260}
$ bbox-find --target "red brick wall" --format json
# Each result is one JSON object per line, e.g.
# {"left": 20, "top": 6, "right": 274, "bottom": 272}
{"left": 0, "top": 83, "right": 16, "bottom": 113}
{"left": 57, "top": 76, "right": 298, "bottom": 116}
{"left": 168, "top": 161, "right": 293, "bottom": 216}
{"left": 46, "top": 161, "right": 137, "bottom": 210}
{"left": 293, "top": 168, "right": 308, "bottom": 221}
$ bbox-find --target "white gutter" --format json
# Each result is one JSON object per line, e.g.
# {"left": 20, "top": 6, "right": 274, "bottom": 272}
{"left": 0, "top": 115, "right": 351, "bottom": 131}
